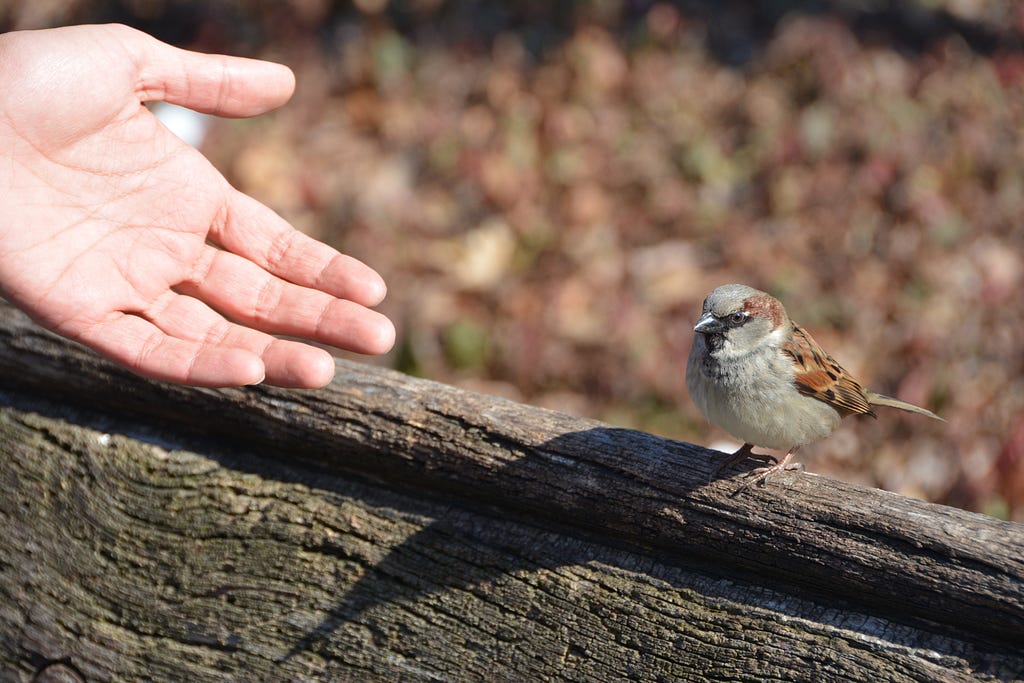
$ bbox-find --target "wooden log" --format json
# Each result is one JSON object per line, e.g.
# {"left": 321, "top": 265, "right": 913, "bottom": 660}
{"left": 1, "top": 300, "right": 1022, "bottom": 681}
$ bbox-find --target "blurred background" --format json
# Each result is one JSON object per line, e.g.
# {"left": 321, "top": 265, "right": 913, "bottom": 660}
{"left": 3, "top": 0, "right": 1022, "bottom": 520}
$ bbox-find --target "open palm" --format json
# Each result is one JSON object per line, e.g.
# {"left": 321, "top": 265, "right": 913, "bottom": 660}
{"left": 0, "top": 24, "right": 394, "bottom": 388}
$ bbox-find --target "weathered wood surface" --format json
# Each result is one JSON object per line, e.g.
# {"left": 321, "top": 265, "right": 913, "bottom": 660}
{"left": 1, "top": 300, "right": 1023, "bottom": 681}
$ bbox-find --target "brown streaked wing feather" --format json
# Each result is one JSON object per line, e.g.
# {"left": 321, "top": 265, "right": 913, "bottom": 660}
{"left": 782, "top": 323, "right": 876, "bottom": 417}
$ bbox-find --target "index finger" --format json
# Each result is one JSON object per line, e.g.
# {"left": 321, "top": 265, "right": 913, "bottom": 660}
{"left": 211, "top": 189, "right": 388, "bottom": 307}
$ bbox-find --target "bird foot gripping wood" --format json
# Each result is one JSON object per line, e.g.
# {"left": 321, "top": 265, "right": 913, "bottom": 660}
{"left": 709, "top": 443, "right": 777, "bottom": 482}
{"left": 731, "top": 448, "right": 805, "bottom": 496}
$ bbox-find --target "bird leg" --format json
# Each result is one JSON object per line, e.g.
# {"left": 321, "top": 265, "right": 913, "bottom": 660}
{"left": 732, "top": 447, "right": 805, "bottom": 495}
{"left": 710, "top": 443, "right": 778, "bottom": 481}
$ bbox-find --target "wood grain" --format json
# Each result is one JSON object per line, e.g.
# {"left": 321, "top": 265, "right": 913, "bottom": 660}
{"left": 1, "top": 300, "right": 1022, "bottom": 681}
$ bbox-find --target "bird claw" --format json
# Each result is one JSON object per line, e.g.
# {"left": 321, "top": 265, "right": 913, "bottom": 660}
{"left": 729, "top": 452, "right": 803, "bottom": 496}
{"left": 709, "top": 444, "right": 777, "bottom": 482}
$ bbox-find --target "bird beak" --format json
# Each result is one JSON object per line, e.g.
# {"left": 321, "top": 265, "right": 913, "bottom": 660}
{"left": 693, "top": 312, "right": 724, "bottom": 335}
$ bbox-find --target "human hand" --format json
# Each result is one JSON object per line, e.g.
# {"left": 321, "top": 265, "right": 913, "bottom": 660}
{"left": 0, "top": 24, "right": 395, "bottom": 388}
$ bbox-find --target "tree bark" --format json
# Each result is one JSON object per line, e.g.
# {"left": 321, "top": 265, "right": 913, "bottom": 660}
{"left": 1, "top": 301, "right": 1022, "bottom": 681}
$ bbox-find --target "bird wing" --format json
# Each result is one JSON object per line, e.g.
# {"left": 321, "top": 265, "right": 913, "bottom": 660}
{"left": 781, "top": 323, "right": 876, "bottom": 418}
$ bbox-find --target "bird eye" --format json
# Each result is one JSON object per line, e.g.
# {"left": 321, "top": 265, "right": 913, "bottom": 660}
{"left": 729, "top": 311, "right": 748, "bottom": 325}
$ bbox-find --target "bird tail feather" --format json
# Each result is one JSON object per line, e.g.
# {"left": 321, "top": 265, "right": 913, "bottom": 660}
{"left": 866, "top": 392, "right": 944, "bottom": 421}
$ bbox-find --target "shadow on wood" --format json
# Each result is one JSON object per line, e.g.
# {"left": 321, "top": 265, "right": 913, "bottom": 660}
{"left": 1, "top": 300, "right": 1023, "bottom": 681}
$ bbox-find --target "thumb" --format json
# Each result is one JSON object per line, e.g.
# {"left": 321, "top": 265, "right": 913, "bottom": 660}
{"left": 119, "top": 24, "right": 295, "bottom": 117}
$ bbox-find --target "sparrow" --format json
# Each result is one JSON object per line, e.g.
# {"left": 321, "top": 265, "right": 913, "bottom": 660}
{"left": 685, "top": 284, "right": 942, "bottom": 489}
